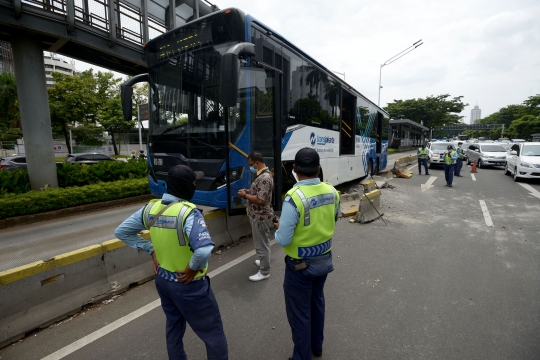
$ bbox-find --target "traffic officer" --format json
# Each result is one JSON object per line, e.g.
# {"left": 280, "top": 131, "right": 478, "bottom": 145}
{"left": 454, "top": 142, "right": 465, "bottom": 177}
{"left": 444, "top": 145, "right": 458, "bottom": 187}
{"left": 417, "top": 144, "right": 430, "bottom": 175}
{"left": 114, "top": 165, "right": 228, "bottom": 360}
{"left": 274, "top": 148, "right": 340, "bottom": 360}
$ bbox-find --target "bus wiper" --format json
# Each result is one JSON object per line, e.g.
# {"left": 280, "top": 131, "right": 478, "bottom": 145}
{"left": 150, "top": 124, "right": 188, "bottom": 146}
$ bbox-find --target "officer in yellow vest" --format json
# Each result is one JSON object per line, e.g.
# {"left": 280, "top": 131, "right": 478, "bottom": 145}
{"left": 274, "top": 148, "right": 340, "bottom": 360}
{"left": 114, "top": 165, "right": 228, "bottom": 360}
{"left": 417, "top": 144, "right": 430, "bottom": 175}
{"left": 444, "top": 145, "right": 458, "bottom": 187}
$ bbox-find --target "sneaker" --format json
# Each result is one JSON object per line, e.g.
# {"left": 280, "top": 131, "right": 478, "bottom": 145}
{"left": 255, "top": 259, "right": 260, "bottom": 267}
{"left": 312, "top": 349, "right": 323, "bottom": 357}
{"left": 249, "top": 271, "right": 269, "bottom": 282}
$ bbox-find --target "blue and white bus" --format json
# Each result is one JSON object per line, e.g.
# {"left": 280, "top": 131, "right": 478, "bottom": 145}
{"left": 121, "top": 8, "right": 389, "bottom": 213}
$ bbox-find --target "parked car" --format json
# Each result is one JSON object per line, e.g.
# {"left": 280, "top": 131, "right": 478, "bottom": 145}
{"left": 0, "top": 156, "right": 27, "bottom": 170}
{"left": 65, "top": 153, "right": 125, "bottom": 164}
{"left": 426, "top": 142, "right": 455, "bottom": 168}
{"left": 466, "top": 143, "right": 507, "bottom": 168}
{"left": 505, "top": 142, "right": 540, "bottom": 182}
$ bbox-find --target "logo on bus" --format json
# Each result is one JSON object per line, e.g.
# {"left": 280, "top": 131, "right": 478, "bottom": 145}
{"left": 310, "top": 132, "right": 335, "bottom": 147}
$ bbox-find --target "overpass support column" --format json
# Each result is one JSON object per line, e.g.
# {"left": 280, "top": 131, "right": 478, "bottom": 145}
{"left": 11, "top": 35, "right": 59, "bottom": 190}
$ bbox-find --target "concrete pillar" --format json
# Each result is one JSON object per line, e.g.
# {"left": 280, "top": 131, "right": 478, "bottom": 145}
{"left": 11, "top": 35, "right": 59, "bottom": 190}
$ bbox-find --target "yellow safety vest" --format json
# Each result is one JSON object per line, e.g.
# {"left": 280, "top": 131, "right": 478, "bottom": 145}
{"left": 283, "top": 182, "right": 339, "bottom": 259}
{"left": 142, "top": 200, "right": 207, "bottom": 278}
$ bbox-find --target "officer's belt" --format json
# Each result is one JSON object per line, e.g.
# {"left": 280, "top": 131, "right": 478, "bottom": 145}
{"left": 157, "top": 267, "right": 205, "bottom": 282}
{"left": 287, "top": 251, "right": 332, "bottom": 271}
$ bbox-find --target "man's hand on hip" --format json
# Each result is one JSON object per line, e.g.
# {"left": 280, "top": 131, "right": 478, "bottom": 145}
{"left": 176, "top": 265, "right": 203, "bottom": 284}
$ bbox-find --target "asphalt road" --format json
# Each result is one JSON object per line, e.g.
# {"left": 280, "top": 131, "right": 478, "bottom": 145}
{"left": 2, "top": 162, "right": 539, "bottom": 360}
{"left": 0, "top": 150, "right": 413, "bottom": 272}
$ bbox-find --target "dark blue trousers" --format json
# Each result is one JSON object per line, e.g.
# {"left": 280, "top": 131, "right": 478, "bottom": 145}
{"left": 284, "top": 257, "right": 328, "bottom": 360}
{"left": 455, "top": 158, "right": 463, "bottom": 175}
{"left": 155, "top": 275, "right": 228, "bottom": 360}
{"left": 418, "top": 158, "right": 429, "bottom": 174}
{"left": 444, "top": 164, "right": 455, "bottom": 185}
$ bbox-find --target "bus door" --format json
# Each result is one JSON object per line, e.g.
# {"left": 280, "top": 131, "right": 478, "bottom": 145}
{"left": 224, "top": 66, "right": 283, "bottom": 215}
{"left": 340, "top": 90, "right": 356, "bottom": 155}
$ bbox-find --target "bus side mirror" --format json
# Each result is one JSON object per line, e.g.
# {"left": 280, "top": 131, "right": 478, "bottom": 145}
{"left": 219, "top": 53, "right": 239, "bottom": 107}
{"left": 120, "top": 74, "right": 152, "bottom": 121}
{"left": 120, "top": 85, "right": 133, "bottom": 121}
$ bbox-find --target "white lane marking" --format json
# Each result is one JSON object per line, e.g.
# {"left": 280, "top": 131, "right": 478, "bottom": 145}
{"left": 407, "top": 164, "right": 417, "bottom": 171}
{"left": 421, "top": 176, "right": 437, "bottom": 192}
{"left": 479, "top": 200, "right": 493, "bottom": 227}
{"left": 42, "top": 241, "right": 277, "bottom": 360}
{"left": 517, "top": 183, "right": 540, "bottom": 199}
{"left": 471, "top": 174, "right": 476, "bottom": 181}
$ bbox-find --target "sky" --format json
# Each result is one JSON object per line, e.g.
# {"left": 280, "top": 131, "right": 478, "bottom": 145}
{"left": 73, "top": 0, "right": 540, "bottom": 123}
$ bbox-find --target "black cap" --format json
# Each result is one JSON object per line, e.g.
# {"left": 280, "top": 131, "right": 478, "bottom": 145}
{"left": 295, "top": 148, "right": 320, "bottom": 174}
{"left": 458, "top": 142, "right": 463, "bottom": 145}
{"left": 447, "top": 145, "right": 453, "bottom": 150}
{"left": 167, "top": 165, "right": 204, "bottom": 182}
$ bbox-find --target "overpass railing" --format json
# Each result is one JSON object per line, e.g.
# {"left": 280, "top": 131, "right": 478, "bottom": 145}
{"left": 15, "top": 0, "right": 166, "bottom": 47}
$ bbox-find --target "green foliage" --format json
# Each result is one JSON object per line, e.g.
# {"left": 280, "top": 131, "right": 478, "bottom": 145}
{"left": 0, "top": 71, "right": 20, "bottom": 133}
{"left": 385, "top": 94, "right": 468, "bottom": 128}
{"left": 0, "top": 178, "right": 149, "bottom": 219}
{"left": 0, "top": 169, "right": 30, "bottom": 196}
{"left": 387, "top": 148, "right": 400, "bottom": 154}
{"left": 97, "top": 98, "right": 137, "bottom": 155}
{"left": 0, "top": 159, "right": 147, "bottom": 195}
{"left": 56, "top": 158, "right": 148, "bottom": 187}
{"left": 505, "top": 115, "right": 540, "bottom": 139}
{"left": 464, "top": 95, "right": 540, "bottom": 139}
{"left": 71, "top": 124, "right": 105, "bottom": 146}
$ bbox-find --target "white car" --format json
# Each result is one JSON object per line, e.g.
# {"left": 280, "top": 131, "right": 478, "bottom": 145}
{"left": 426, "top": 142, "right": 455, "bottom": 168}
{"left": 505, "top": 142, "right": 540, "bottom": 182}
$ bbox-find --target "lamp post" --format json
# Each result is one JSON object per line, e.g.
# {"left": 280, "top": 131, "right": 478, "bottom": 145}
{"left": 331, "top": 70, "right": 345, "bottom": 81}
{"left": 378, "top": 39, "right": 423, "bottom": 106}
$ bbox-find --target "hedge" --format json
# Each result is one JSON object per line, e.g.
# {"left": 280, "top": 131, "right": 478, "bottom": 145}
{"left": 0, "top": 159, "right": 148, "bottom": 196}
{"left": 0, "top": 178, "right": 150, "bottom": 219}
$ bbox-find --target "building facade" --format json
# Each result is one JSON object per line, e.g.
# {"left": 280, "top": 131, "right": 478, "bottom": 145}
{"left": 43, "top": 53, "right": 76, "bottom": 87}
{"left": 0, "top": 41, "right": 14, "bottom": 73}
{"left": 471, "top": 105, "right": 482, "bottom": 124}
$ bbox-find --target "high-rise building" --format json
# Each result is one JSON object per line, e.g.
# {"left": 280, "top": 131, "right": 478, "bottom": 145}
{"left": 0, "top": 41, "right": 14, "bottom": 73}
{"left": 471, "top": 104, "right": 481, "bottom": 124}
{"left": 0, "top": 44, "right": 76, "bottom": 85}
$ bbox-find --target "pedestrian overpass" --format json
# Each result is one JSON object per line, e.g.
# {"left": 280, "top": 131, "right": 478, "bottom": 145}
{"left": 0, "top": 0, "right": 219, "bottom": 189}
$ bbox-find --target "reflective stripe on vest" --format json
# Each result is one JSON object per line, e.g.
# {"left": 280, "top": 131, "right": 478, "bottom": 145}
{"left": 284, "top": 182, "right": 339, "bottom": 259}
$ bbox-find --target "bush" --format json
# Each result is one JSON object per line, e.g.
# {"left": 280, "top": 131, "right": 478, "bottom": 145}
{"left": 0, "top": 169, "right": 31, "bottom": 196}
{"left": 0, "top": 178, "right": 150, "bottom": 219}
{"left": 388, "top": 148, "right": 400, "bottom": 155}
{"left": 0, "top": 159, "right": 148, "bottom": 195}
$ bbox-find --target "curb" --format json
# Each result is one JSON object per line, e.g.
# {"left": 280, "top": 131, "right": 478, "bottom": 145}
{"left": 0, "top": 194, "right": 157, "bottom": 230}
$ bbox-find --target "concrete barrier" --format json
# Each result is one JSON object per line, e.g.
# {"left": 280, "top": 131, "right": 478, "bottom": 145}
{"left": 353, "top": 178, "right": 384, "bottom": 223}
{"left": 392, "top": 154, "right": 417, "bottom": 179}
{"left": 0, "top": 208, "right": 250, "bottom": 348}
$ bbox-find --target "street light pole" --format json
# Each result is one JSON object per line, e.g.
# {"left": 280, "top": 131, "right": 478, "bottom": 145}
{"left": 378, "top": 39, "right": 424, "bottom": 106}
{"left": 331, "top": 70, "right": 345, "bottom": 81}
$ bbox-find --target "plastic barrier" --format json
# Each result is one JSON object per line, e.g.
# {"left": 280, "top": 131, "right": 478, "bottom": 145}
{"left": 0, "top": 208, "right": 250, "bottom": 348}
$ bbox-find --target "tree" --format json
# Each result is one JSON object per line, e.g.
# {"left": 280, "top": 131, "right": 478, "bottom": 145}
{"left": 505, "top": 115, "right": 540, "bottom": 139}
{"left": 0, "top": 71, "right": 20, "bottom": 133}
{"left": 523, "top": 94, "right": 540, "bottom": 117}
{"left": 97, "top": 98, "right": 136, "bottom": 155}
{"left": 48, "top": 70, "right": 97, "bottom": 153}
{"left": 385, "top": 94, "right": 468, "bottom": 128}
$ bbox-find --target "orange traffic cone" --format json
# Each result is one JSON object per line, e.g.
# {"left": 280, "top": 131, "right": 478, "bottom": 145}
{"left": 471, "top": 160, "right": 478, "bottom": 173}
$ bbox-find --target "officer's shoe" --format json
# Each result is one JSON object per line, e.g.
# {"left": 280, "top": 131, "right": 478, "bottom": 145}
{"left": 249, "top": 271, "right": 269, "bottom": 282}
{"left": 312, "top": 349, "right": 323, "bottom": 357}
{"left": 255, "top": 259, "right": 260, "bottom": 267}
